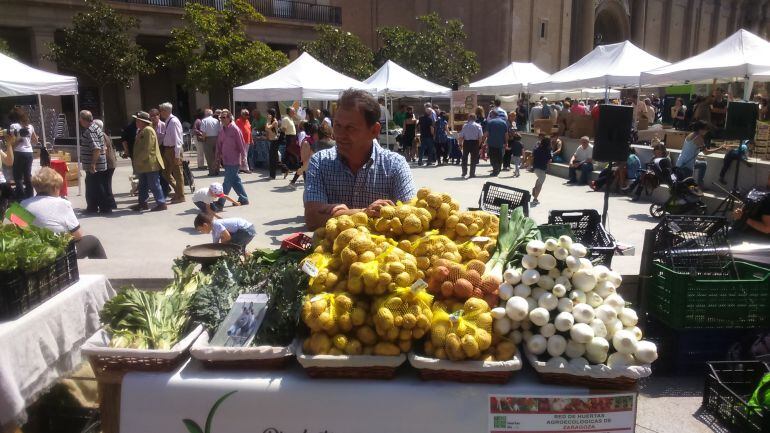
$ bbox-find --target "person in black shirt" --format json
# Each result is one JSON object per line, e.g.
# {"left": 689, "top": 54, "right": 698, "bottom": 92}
{"left": 733, "top": 174, "right": 770, "bottom": 234}
{"left": 531, "top": 137, "right": 552, "bottom": 206}
{"left": 121, "top": 119, "right": 138, "bottom": 166}
{"left": 417, "top": 107, "right": 435, "bottom": 166}
{"left": 515, "top": 99, "right": 528, "bottom": 131}
{"left": 402, "top": 106, "right": 417, "bottom": 162}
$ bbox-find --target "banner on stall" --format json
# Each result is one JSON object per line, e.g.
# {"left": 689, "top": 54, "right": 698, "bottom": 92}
{"left": 488, "top": 393, "right": 636, "bottom": 433}
{"left": 451, "top": 90, "right": 477, "bottom": 112}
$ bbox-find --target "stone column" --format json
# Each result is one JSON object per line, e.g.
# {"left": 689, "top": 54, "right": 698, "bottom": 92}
{"left": 577, "top": 0, "right": 595, "bottom": 57}
{"left": 29, "top": 27, "right": 63, "bottom": 119}
{"left": 630, "top": 0, "right": 647, "bottom": 46}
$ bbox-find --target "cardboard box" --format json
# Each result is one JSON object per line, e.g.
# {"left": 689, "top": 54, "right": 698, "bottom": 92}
{"left": 533, "top": 119, "right": 554, "bottom": 134}
{"left": 664, "top": 131, "right": 688, "bottom": 150}
{"left": 568, "top": 115, "right": 594, "bottom": 139}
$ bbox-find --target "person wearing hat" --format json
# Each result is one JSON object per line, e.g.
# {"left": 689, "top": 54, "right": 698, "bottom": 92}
{"left": 130, "top": 111, "right": 167, "bottom": 212}
{"left": 192, "top": 181, "right": 241, "bottom": 218}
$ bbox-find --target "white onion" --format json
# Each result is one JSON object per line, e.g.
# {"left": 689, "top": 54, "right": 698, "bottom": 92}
{"left": 595, "top": 304, "right": 618, "bottom": 323}
{"left": 593, "top": 265, "right": 610, "bottom": 281}
{"left": 498, "top": 283, "right": 514, "bottom": 301}
{"left": 552, "top": 283, "right": 567, "bottom": 298}
{"left": 554, "top": 247, "right": 569, "bottom": 261}
{"left": 568, "top": 357, "right": 589, "bottom": 370}
{"left": 522, "top": 254, "right": 538, "bottom": 270}
{"left": 604, "top": 293, "right": 626, "bottom": 313}
{"left": 569, "top": 289, "right": 587, "bottom": 304}
{"left": 607, "top": 352, "right": 635, "bottom": 368}
{"left": 634, "top": 341, "right": 659, "bottom": 364}
{"left": 589, "top": 318, "right": 608, "bottom": 338}
{"left": 565, "top": 340, "right": 586, "bottom": 358}
{"left": 526, "top": 297, "right": 538, "bottom": 312}
{"left": 570, "top": 323, "right": 595, "bottom": 344}
{"left": 505, "top": 296, "right": 529, "bottom": 321}
{"left": 537, "top": 275, "right": 555, "bottom": 290}
{"left": 538, "top": 292, "right": 559, "bottom": 311}
{"left": 526, "top": 240, "right": 546, "bottom": 257}
{"left": 612, "top": 330, "right": 638, "bottom": 355}
{"left": 527, "top": 334, "right": 547, "bottom": 355}
{"left": 491, "top": 307, "right": 507, "bottom": 320}
{"left": 510, "top": 330, "right": 523, "bottom": 344}
{"left": 554, "top": 311, "right": 575, "bottom": 332}
{"left": 529, "top": 307, "right": 550, "bottom": 327}
{"left": 548, "top": 267, "right": 561, "bottom": 279}
{"left": 503, "top": 268, "right": 522, "bottom": 285}
{"left": 546, "top": 356, "right": 568, "bottom": 369}
{"left": 579, "top": 258, "right": 593, "bottom": 270}
{"left": 521, "top": 269, "right": 541, "bottom": 286}
{"left": 544, "top": 238, "right": 559, "bottom": 252}
{"left": 540, "top": 323, "right": 556, "bottom": 338}
{"left": 537, "top": 254, "right": 557, "bottom": 271}
{"left": 557, "top": 297, "right": 574, "bottom": 313}
{"left": 566, "top": 255, "right": 581, "bottom": 271}
{"left": 513, "top": 283, "right": 531, "bottom": 298}
{"left": 625, "top": 326, "right": 643, "bottom": 341}
{"left": 572, "top": 303, "right": 595, "bottom": 324}
{"left": 619, "top": 308, "right": 639, "bottom": 327}
{"left": 493, "top": 317, "right": 512, "bottom": 335}
{"left": 547, "top": 335, "right": 567, "bottom": 357}
{"left": 562, "top": 267, "right": 574, "bottom": 279}
{"left": 531, "top": 287, "right": 546, "bottom": 303}
{"left": 571, "top": 269, "right": 597, "bottom": 292}
{"left": 594, "top": 280, "right": 616, "bottom": 298}
{"left": 569, "top": 243, "right": 588, "bottom": 258}
{"left": 558, "top": 235, "right": 573, "bottom": 250}
{"left": 587, "top": 291, "right": 604, "bottom": 308}
{"left": 585, "top": 336, "right": 610, "bottom": 364}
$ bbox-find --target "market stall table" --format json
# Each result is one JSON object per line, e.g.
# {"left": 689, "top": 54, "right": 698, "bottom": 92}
{"left": 0, "top": 274, "right": 115, "bottom": 428}
{"left": 118, "top": 359, "right": 637, "bottom": 433}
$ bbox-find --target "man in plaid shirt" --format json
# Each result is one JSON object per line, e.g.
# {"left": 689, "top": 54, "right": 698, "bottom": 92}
{"left": 304, "top": 89, "right": 416, "bottom": 230}
{"left": 79, "top": 110, "right": 109, "bottom": 213}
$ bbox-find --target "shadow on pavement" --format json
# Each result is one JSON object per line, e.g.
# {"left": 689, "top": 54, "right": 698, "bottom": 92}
{"left": 638, "top": 375, "right": 703, "bottom": 397}
{"left": 264, "top": 216, "right": 305, "bottom": 226}
{"left": 692, "top": 406, "right": 730, "bottom": 433}
{"left": 264, "top": 225, "right": 306, "bottom": 237}
{"left": 177, "top": 227, "right": 199, "bottom": 235}
{"left": 628, "top": 213, "right": 660, "bottom": 223}
{"left": 444, "top": 177, "right": 468, "bottom": 182}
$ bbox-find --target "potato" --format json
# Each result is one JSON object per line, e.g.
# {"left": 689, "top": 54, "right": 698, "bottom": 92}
{"left": 496, "top": 341, "right": 517, "bottom": 361}
{"left": 434, "top": 347, "right": 448, "bottom": 359}
{"left": 476, "top": 329, "right": 492, "bottom": 351}
{"left": 402, "top": 313, "right": 417, "bottom": 330}
{"left": 351, "top": 308, "right": 366, "bottom": 326}
{"left": 309, "top": 333, "right": 331, "bottom": 355}
{"left": 431, "top": 323, "right": 448, "bottom": 346}
{"left": 440, "top": 281, "right": 455, "bottom": 298}
{"left": 345, "top": 339, "right": 363, "bottom": 355}
{"left": 337, "top": 314, "right": 353, "bottom": 332}
{"left": 424, "top": 340, "right": 435, "bottom": 356}
{"left": 332, "top": 334, "right": 348, "bottom": 350}
{"left": 445, "top": 334, "right": 465, "bottom": 361}
{"left": 453, "top": 279, "right": 474, "bottom": 298}
{"left": 374, "top": 342, "right": 401, "bottom": 356}
{"left": 398, "top": 339, "right": 412, "bottom": 353}
{"left": 356, "top": 326, "right": 378, "bottom": 346}
{"left": 399, "top": 328, "right": 412, "bottom": 340}
{"left": 461, "top": 334, "right": 480, "bottom": 359}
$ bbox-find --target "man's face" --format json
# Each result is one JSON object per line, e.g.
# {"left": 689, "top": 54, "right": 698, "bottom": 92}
{"left": 196, "top": 223, "right": 212, "bottom": 234}
{"left": 221, "top": 114, "right": 231, "bottom": 126}
{"left": 333, "top": 106, "right": 379, "bottom": 163}
{"left": 150, "top": 111, "right": 160, "bottom": 125}
{"left": 135, "top": 120, "right": 143, "bottom": 130}
{"left": 159, "top": 109, "right": 170, "bottom": 120}
{"left": 581, "top": 140, "right": 589, "bottom": 148}
{"left": 78, "top": 118, "right": 89, "bottom": 128}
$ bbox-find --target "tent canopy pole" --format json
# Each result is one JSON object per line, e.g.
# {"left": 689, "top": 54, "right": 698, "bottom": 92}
{"left": 37, "top": 94, "right": 47, "bottom": 150}
{"left": 75, "top": 94, "right": 81, "bottom": 196}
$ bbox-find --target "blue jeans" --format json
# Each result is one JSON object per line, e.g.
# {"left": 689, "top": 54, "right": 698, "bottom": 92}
{"left": 677, "top": 160, "right": 707, "bottom": 185}
{"left": 569, "top": 162, "right": 594, "bottom": 184}
{"left": 419, "top": 136, "right": 436, "bottom": 163}
{"left": 223, "top": 165, "right": 248, "bottom": 203}
{"left": 138, "top": 171, "right": 165, "bottom": 205}
{"left": 230, "top": 224, "right": 257, "bottom": 251}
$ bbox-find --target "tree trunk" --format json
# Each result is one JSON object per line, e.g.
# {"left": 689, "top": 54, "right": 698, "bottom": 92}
{"left": 228, "top": 89, "right": 233, "bottom": 113}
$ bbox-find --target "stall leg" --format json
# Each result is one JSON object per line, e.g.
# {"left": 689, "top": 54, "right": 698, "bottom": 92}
{"left": 98, "top": 382, "right": 122, "bottom": 433}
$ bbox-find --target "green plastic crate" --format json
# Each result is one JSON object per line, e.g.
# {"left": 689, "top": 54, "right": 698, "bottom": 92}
{"left": 649, "top": 261, "right": 770, "bottom": 329}
{"left": 537, "top": 224, "right": 574, "bottom": 240}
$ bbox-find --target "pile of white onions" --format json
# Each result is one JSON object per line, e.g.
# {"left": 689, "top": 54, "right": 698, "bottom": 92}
{"left": 490, "top": 236, "right": 658, "bottom": 370}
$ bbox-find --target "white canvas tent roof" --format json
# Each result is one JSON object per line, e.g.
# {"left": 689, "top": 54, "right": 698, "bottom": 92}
{"left": 641, "top": 29, "right": 770, "bottom": 87}
{"left": 0, "top": 52, "right": 77, "bottom": 97}
{"left": 466, "top": 62, "right": 551, "bottom": 95}
{"left": 364, "top": 60, "right": 450, "bottom": 97}
{"left": 233, "top": 52, "right": 373, "bottom": 101}
{"left": 536, "top": 88, "right": 621, "bottom": 100}
{"left": 529, "top": 41, "right": 669, "bottom": 92}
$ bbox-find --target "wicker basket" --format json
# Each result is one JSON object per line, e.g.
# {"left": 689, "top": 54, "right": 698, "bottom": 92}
{"left": 296, "top": 342, "right": 405, "bottom": 380}
{"left": 524, "top": 349, "right": 649, "bottom": 391}
{"left": 408, "top": 352, "right": 522, "bottom": 384}
{"left": 190, "top": 331, "right": 294, "bottom": 370}
{"left": 81, "top": 325, "right": 203, "bottom": 384}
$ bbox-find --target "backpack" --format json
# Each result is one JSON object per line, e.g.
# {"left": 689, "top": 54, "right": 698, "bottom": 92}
{"left": 541, "top": 104, "right": 551, "bottom": 119}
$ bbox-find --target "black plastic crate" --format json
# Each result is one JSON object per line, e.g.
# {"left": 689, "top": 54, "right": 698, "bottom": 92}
{"left": 0, "top": 241, "right": 79, "bottom": 322}
{"left": 478, "top": 182, "right": 530, "bottom": 217}
{"left": 652, "top": 215, "right": 733, "bottom": 277}
{"left": 703, "top": 361, "right": 770, "bottom": 433}
{"left": 644, "top": 317, "right": 758, "bottom": 375}
{"left": 547, "top": 209, "right": 616, "bottom": 266}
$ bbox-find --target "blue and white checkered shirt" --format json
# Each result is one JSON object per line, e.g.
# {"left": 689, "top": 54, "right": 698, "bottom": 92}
{"left": 304, "top": 142, "right": 417, "bottom": 209}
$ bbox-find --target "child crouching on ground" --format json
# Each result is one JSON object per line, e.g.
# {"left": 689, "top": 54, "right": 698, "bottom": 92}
{"left": 192, "top": 182, "right": 240, "bottom": 218}
{"left": 194, "top": 213, "right": 256, "bottom": 252}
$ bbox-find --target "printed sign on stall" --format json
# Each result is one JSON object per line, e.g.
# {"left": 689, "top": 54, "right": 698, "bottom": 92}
{"left": 488, "top": 394, "right": 636, "bottom": 433}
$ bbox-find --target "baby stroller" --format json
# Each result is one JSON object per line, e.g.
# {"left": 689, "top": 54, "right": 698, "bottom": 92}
{"left": 649, "top": 176, "right": 707, "bottom": 218}
{"left": 182, "top": 160, "right": 195, "bottom": 194}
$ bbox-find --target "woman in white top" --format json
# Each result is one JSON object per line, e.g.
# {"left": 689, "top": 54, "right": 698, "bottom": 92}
{"left": 9, "top": 107, "right": 38, "bottom": 199}
{"left": 0, "top": 132, "right": 15, "bottom": 216}
{"left": 21, "top": 167, "right": 107, "bottom": 259}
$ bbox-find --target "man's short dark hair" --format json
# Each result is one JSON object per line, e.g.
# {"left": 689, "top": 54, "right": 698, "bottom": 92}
{"left": 338, "top": 89, "right": 380, "bottom": 127}
{"left": 194, "top": 213, "right": 213, "bottom": 228}
{"left": 494, "top": 99, "right": 502, "bottom": 106}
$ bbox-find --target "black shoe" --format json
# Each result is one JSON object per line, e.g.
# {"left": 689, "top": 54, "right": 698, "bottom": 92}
{"left": 468, "top": 174, "right": 476, "bottom": 178}
{"left": 238, "top": 199, "right": 249, "bottom": 206}
{"left": 130, "top": 203, "right": 149, "bottom": 211}
{"left": 718, "top": 177, "right": 727, "bottom": 185}
{"left": 99, "top": 209, "right": 113, "bottom": 214}
{"left": 150, "top": 203, "right": 168, "bottom": 212}
{"left": 82, "top": 208, "right": 99, "bottom": 215}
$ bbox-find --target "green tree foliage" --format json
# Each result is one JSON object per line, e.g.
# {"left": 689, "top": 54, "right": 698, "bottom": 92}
{"left": 299, "top": 25, "right": 374, "bottom": 80}
{"left": 376, "top": 12, "right": 479, "bottom": 88}
{"left": 163, "top": 0, "right": 288, "bottom": 107}
{"left": 0, "top": 38, "right": 14, "bottom": 58}
{"left": 46, "top": 0, "right": 153, "bottom": 121}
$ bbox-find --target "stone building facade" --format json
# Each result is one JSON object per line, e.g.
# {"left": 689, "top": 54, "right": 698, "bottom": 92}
{"left": 1, "top": 0, "right": 769, "bottom": 131}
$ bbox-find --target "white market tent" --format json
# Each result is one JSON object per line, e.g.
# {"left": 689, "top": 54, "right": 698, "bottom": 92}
{"left": 364, "top": 60, "right": 451, "bottom": 98}
{"left": 641, "top": 29, "right": 770, "bottom": 99}
{"left": 0, "top": 52, "right": 81, "bottom": 193}
{"left": 536, "top": 88, "right": 621, "bottom": 100}
{"left": 364, "top": 60, "right": 450, "bottom": 143}
{"left": 529, "top": 41, "right": 670, "bottom": 93}
{"left": 233, "top": 52, "right": 373, "bottom": 102}
{"left": 466, "top": 62, "right": 551, "bottom": 95}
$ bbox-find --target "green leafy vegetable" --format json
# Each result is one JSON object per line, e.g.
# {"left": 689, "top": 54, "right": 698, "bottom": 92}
{"left": 485, "top": 205, "right": 540, "bottom": 277}
{"left": 0, "top": 224, "right": 72, "bottom": 272}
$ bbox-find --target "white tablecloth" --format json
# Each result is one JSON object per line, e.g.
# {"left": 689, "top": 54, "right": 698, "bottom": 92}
{"left": 0, "top": 274, "right": 115, "bottom": 425}
{"left": 120, "top": 360, "right": 594, "bottom": 433}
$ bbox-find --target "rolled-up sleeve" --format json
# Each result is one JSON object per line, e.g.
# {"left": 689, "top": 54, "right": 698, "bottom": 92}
{"left": 303, "top": 153, "right": 328, "bottom": 204}
{"left": 391, "top": 155, "right": 417, "bottom": 203}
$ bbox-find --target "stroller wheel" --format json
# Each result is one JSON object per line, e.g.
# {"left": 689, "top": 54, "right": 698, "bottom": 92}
{"left": 649, "top": 203, "right": 665, "bottom": 218}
